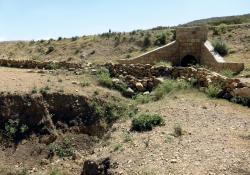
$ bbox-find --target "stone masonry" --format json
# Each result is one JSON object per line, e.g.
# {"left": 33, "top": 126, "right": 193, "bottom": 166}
{"left": 118, "top": 26, "right": 244, "bottom": 73}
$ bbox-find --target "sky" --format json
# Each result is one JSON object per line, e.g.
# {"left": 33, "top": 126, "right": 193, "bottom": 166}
{"left": 0, "top": 0, "right": 249, "bottom": 41}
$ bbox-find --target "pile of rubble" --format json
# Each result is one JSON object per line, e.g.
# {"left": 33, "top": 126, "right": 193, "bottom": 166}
{"left": 105, "top": 63, "right": 250, "bottom": 105}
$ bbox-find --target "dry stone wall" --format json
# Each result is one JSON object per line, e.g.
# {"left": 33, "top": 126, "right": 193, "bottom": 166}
{"left": 0, "top": 59, "right": 83, "bottom": 70}
{"left": 105, "top": 63, "right": 250, "bottom": 106}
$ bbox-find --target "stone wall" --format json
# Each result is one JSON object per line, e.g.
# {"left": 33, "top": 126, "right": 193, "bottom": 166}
{"left": 0, "top": 59, "right": 82, "bottom": 70}
{"left": 105, "top": 63, "right": 250, "bottom": 106}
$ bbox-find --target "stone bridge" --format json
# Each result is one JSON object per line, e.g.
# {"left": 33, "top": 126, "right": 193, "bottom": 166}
{"left": 118, "top": 26, "right": 244, "bottom": 73}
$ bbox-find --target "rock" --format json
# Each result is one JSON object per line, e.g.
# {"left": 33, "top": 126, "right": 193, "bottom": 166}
{"left": 81, "top": 157, "right": 115, "bottom": 175}
{"left": 82, "top": 160, "right": 99, "bottom": 175}
{"left": 68, "top": 67, "right": 75, "bottom": 71}
{"left": 154, "top": 77, "right": 164, "bottom": 85}
{"left": 39, "top": 134, "right": 57, "bottom": 145}
{"left": 72, "top": 151, "right": 82, "bottom": 160}
{"left": 91, "top": 69, "right": 97, "bottom": 74}
{"left": 233, "top": 87, "right": 250, "bottom": 98}
{"left": 112, "top": 78, "right": 120, "bottom": 84}
{"left": 72, "top": 81, "right": 79, "bottom": 85}
{"left": 135, "top": 82, "right": 144, "bottom": 92}
{"left": 123, "top": 88, "right": 134, "bottom": 98}
{"left": 170, "top": 159, "right": 178, "bottom": 163}
{"left": 143, "top": 91, "right": 150, "bottom": 95}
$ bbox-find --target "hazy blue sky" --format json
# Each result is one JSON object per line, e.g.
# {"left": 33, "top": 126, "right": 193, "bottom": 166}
{"left": 0, "top": 0, "right": 249, "bottom": 41}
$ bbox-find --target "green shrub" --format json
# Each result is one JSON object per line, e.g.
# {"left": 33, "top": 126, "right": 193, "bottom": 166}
{"left": 131, "top": 114, "right": 164, "bottom": 132}
{"left": 113, "top": 143, "right": 123, "bottom": 152}
{"left": 153, "top": 79, "right": 191, "bottom": 100}
{"left": 205, "top": 84, "right": 221, "bottom": 98}
{"left": 47, "top": 62, "right": 61, "bottom": 70}
{"left": 154, "top": 33, "right": 166, "bottom": 46}
{"left": 31, "top": 86, "right": 38, "bottom": 94}
{"left": 4, "top": 119, "right": 29, "bottom": 140}
{"left": 90, "top": 95, "right": 132, "bottom": 124}
{"left": 221, "top": 69, "right": 235, "bottom": 78}
{"left": 46, "top": 46, "right": 55, "bottom": 54}
{"left": 213, "top": 24, "right": 227, "bottom": 35}
{"left": 39, "top": 86, "right": 50, "bottom": 94}
{"left": 71, "top": 36, "right": 79, "bottom": 41}
{"left": 49, "top": 139, "right": 73, "bottom": 158}
{"left": 212, "top": 40, "right": 229, "bottom": 56}
{"left": 97, "top": 68, "right": 113, "bottom": 88}
{"left": 133, "top": 93, "right": 152, "bottom": 104}
{"left": 50, "top": 170, "right": 62, "bottom": 175}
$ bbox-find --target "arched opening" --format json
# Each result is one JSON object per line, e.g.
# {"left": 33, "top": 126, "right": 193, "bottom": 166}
{"left": 181, "top": 55, "right": 198, "bottom": 67}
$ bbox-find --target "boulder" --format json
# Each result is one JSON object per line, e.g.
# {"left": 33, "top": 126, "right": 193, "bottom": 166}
{"left": 81, "top": 157, "right": 116, "bottom": 175}
{"left": 135, "top": 82, "right": 145, "bottom": 92}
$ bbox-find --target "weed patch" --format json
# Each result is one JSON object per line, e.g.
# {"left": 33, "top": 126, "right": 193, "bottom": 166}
{"left": 131, "top": 114, "right": 164, "bottom": 132}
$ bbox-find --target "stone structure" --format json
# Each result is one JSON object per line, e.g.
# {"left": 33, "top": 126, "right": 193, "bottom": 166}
{"left": 105, "top": 63, "right": 250, "bottom": 107}
{"left": 118, "top": 26, "right": 244, "bottom": 73}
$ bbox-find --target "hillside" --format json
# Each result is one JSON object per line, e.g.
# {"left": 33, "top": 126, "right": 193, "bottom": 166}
{"left": 183, "top": 13, "right": 250, "bottom": 26}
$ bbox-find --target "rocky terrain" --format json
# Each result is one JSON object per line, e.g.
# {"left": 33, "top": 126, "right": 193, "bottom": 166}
{"left": 0, "top": 16, "right": 249, "bottom": 175}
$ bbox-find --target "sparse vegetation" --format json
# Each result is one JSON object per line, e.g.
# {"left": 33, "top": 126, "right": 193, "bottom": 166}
{"left": 133, "top": 93, "right": 152, "bottom": 104}
{"left": 154, "top": 60, "right": 172, "bottom": 67}
{"left": 39, "top": 86, "right": 51, "bottom": 94}
{"left": 49, "top": 139, "right": 74, "bottom": 158}
{"left": 143, "top": 34, "right": 151, "bottom": 48}
{"left": 4, "top": 119, "right": 29, "bottom": 140}
{"left": 97, "top": 68, "right": 113, "bottom": 88}
{"left": 173, "top": 124, "right": 184, "bottom": 137}
{"left": 154, "top": 33, "right": 166, "bottom": 46}
{"left": 46, "top": 46, "right": 55, "bottom": 54}
{"left": 31, "top": 86, "right": 38, "bottom": 94}
{"left": 153, "top": 79, "right": 191, "bottom": 100}
{"left": 221, "top": 69, "right": 235, "bottom": 78}
{"left": 47, "top": 62, "right": 61, "bottom": 70}
{"left": 113, "top": 143, "right": 123, "bottom": 152}
{"left": 205, "top": 84, "right": 221, "bottom": 98}
{"left": 212, "top": 39, "right": 229, "bottom": 56}
{"left": 131, "top": 114, "right": 164, "bottom": 132}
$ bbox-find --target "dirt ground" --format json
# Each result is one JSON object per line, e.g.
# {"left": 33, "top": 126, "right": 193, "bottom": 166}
{"left": 0, "top": 66, "right": 249, "bottom": 175}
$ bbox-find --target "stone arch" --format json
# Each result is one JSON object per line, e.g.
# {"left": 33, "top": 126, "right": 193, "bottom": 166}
{"left": 181, "top": 55, "right": 198, "bottom": 67}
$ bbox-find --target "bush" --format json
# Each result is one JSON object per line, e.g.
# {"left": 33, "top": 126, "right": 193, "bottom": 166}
{"left": 49, "top": 139, "right": 73, "bottom": 158}
{"left": 47, "top": 62, "right": 61, "bottom": 70}
{"left": 213, "top": 24, "right": 227, "bottom": 35}
{"left": 212, "top": 40, "right": 229, "bottom": 56}
{"left": 4, "top": 119, "right": 29, "bottom": 140}
{"left": 39, "top": 86, "right": 50, "bottom": 94}
{"left": 46, "top": 46, "right": 55, "bottom": 54}
{"left": 154, "top": 33, "right": 166, "bottom": 46}
{"left": 221, "top": 69, "right": 235, "bottom": 78}
{"left": 131, "top": 114, "right": 164, "bottom": 132}
{"left": 97, "top": 68, "right": 113, "bottom": 88}
{"left": 153, "top": 79, "right": 191, "bottom": 100}
{"left": 133, "top": 93, "right": 152, "bottom": 104}
{"left": 143, "top": 35, "right": 151, "bottom": 48}
{"left": 205, "top": 84, "right": 221, "bottom": 98}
